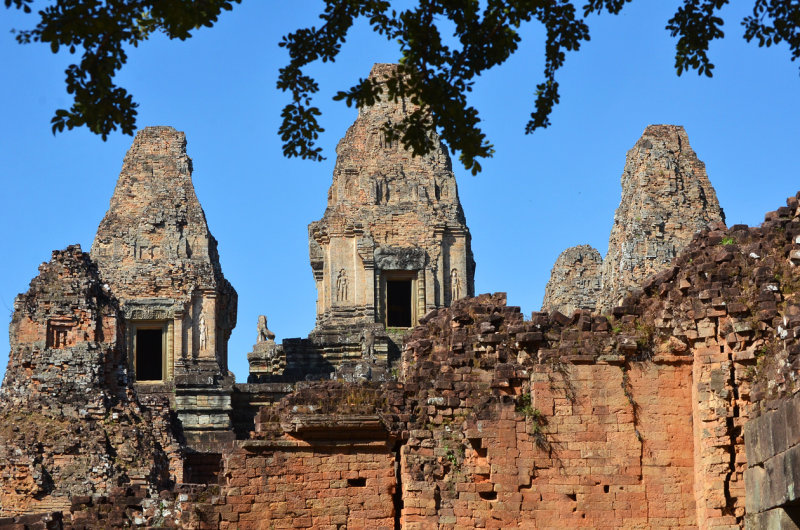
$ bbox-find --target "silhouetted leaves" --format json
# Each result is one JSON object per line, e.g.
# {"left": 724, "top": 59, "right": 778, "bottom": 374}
{"left": 5, "top": 1, "right": 800, "bottom": 173}
{"left": 7, "top": 0, "right": 241, "bottom": 139}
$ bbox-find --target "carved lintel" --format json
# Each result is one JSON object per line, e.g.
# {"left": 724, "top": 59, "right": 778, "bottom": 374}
{"left": 122, "top": 298, "right": 181, "bottom": 320}
{"left": 374, "top": 246, "right": 426, "bottom": 271}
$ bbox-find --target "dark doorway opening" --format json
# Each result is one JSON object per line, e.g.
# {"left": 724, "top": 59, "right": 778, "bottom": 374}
{"left": 786, "top": 503, "right": 800, "bottom": 525}
{"left": 136, "top": 329, "right": 163, "bottom": 381}
{"left": 184, "top": 453, "right": 222, "bottom": 484}
{"left": 387, "top": 280, "right": 412, "bottom": 327}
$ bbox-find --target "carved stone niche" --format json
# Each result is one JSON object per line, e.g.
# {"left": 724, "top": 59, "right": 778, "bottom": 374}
{"left": 46, "top": 319, "right": 75, "bottom": 349}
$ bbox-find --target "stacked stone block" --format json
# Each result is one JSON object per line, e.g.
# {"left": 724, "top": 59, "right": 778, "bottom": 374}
{"left": 744, "top": 391, "right": 800, "bottom": 529}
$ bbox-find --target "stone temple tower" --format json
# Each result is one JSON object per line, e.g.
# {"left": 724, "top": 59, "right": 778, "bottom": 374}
{"left": 91, "top": 126, "right": 237, "bottom": 449}
{"left": 542, "top": 124, "right": 724, "bottom": 316}
{"left": 256, "top": 64, "right": 475, "bottom": 380}
{"left": 309, "top": 64, "right": 475, "bottom": 332}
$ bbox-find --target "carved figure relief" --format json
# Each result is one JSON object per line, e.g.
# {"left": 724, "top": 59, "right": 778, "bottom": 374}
{"left": 451, "top": 268, "right": 462, "bottom": 301}
{"left": 336, "top": 269, "right": 349, "bottom": 302}
{"left": 376, "top": 178, "right": 390, "bottom": 205}
{"left": 257, "top": 315, "right": 275, "bottom": 343}
{"left": 198, "top": 313, "right": 208, "bottom": 352}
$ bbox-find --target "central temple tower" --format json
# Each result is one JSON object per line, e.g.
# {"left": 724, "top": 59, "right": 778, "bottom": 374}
{"left": 249, "top": 64, "right": 475, "bottom": 381}
{"left": 309, "top": 64, "right": 475, "bottom": 335}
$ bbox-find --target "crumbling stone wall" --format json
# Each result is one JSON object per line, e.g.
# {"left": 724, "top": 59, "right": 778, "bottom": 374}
{"left": 399, "top": 294, "right": 698, "bottom": 528}
{"left": 0, "top": 246, "right": 182, "bottom": 517}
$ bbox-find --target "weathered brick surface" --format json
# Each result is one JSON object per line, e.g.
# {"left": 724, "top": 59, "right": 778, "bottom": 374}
{"left": 91, "top": 126, "right": 237, "bottom": 334}
{"left": 214, "top": 441, "right": 396, "bottom": 529}
{"left": 399, "top": 294, "right": 698, "bottom": 528}
{"left": 209, "top": 382, "right": 404, "bottom": 529}
{"left": 599, "top": 124, "right": 725, "bottom": 311}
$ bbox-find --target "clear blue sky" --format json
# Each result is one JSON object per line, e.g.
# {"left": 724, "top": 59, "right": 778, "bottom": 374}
{"left": 1, "top": 3, "right": 798, "bottom": 382}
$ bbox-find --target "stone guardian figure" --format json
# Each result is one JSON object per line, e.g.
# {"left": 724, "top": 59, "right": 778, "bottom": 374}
{"left": 257, "top": 315, "right": 275, "bottom": 343}
{"left": 198, "top": 313, "right": 207, "bottom": 352}
{"left": 360, "top": 327, "right": 376, "bottom": 360}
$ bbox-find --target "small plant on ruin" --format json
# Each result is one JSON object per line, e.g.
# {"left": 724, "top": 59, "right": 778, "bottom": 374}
{"left": 515, "top": 392, "right": 534, "bottom": 416}
{"left": 529, "top": 413, "right": 549, "bottom": 451}
{"left": 720, "top": 236, "right": 736, "bottom": 246}
{"left": 515, "top": 392, "right": 549, "bottom": 449}
{"left": 634, "top": 320, "right": 655, "bottom": 354}
{"left": 152, "top": 501, "right": 168, "bottom": 527}
{"left": 442, "top": 433, "right": 466, "bottom": 475}
{"left": 515, "top": 392, "right": 544, "bottom": 422}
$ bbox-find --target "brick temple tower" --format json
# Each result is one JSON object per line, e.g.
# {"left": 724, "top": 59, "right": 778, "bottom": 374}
{"left": 250, "top": 64, "right": 475, "bottom": 381}
{"left": 90, "top": 126, "right": 238, "bottom": 449}
{"left": 309, "top": 63, "right": 475, "bottom": 331}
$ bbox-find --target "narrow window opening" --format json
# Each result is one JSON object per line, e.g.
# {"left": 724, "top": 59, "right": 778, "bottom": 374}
{"left": 347, "top": 478, "right": 366, "bottom": 487}
{"left": 136, "top": 329, "right": 163, "bottom": 381}
{"left": 479, "top": 491, "right": 497, "bottom": 501}
{"left": 386, "top": 280, "right": 412, "bottom": 327}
